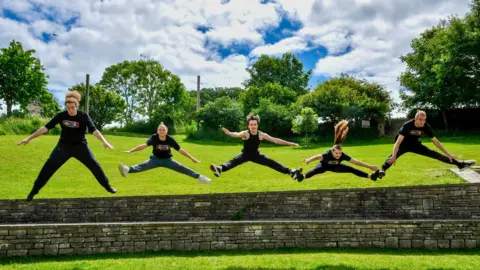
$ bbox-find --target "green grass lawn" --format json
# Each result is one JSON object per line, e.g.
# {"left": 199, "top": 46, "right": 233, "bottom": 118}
{"left": 0, "top": 134, "right": 479, "bottom": 200}
{"left": 2, "top": 248, "right": 480, "bottom": 270}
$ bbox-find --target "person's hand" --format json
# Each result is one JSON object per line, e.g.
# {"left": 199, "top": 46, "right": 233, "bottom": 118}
{"left": 370, "top": 165, "right": 378, "bottom": 171}
{"left": 191, "top": 158, "right": 200, "bottom": 163}
{"left": 387, "top": 156, "right": 396, "bottom": 165}
{"left": 447, "top": 153, "right": 458, "bottom": 162}
{"left": 290, "top": 142, "right": 299, "bottom": 147}
{"left": 221, "top": 127, "right": 230, "bottom": 135}
{"left": 17, "top": 138, "right": 30, "bottom": 146}
{"left": 304, "top": 158, "right": 311, "bottom": 165}
{"left": 104, "top": 142, "right": 114, "bottom": 150}
{"left": 122, "top": 150, "right": 132, "bottom": 154}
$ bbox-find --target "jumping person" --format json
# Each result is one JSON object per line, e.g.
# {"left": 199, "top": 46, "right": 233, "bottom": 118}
{"left": 301, "top": 120, "right": 380, "bottom": 181}
{"left": 18, "top": 91, "right": 117, "bottom": 201}
{"left": 209, "top": 114, "right": 304, "bottom": 181}
{"left": 378, "top": 110, "right": 475, "bottom": 179}
{"left": 118, "top": 122, "right": 211, "bottom": 184}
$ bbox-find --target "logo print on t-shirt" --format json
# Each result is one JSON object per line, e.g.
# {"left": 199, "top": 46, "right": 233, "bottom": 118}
{"left": 62, "top": 120, "right": 80, "bottom": 128}
{"left": 156, "top": 145, "right": 170, "bottom": 151}
{"left": 409, "top": 130, "right": 424, "bottom": 136}
{"left": 328, "top": 160, "right": 340, "bottom": 165}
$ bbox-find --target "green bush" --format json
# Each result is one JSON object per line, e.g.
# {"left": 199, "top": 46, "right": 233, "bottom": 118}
{"left": 196, "top": 97, "right": 244, "bottom": 132}
{"left": 0, "top": 116, "right": 61, "bottom": 135}
{"left": 185, "top": 121, "right": 198, "bottom": 139}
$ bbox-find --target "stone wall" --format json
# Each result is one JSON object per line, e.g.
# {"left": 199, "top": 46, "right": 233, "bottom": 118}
{"left": 1, "top": 220, "right": 479, "bottom": 257}
{"left": 1, "top": 183, "right": 480, "bottom": 224}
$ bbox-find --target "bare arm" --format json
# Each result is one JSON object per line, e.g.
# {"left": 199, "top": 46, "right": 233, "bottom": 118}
{"left": 222, "top": 128, "right": 246, "bottom": 139}
{"left": 349, "top": 158, "right": 377, "bottom": 171}
{"left": 388, "top": 135, "right": 404, "bottom": 165}
{"left": 304, "top": 154, "right": 323, "bottom": 164}
{"left": 431, "top": 137, "right": 455, "bottom": 159}
{"left": 123, "top": 144, "right": 148, "bottom": 154}
{"left": 260, "top": 132, "right": 299, "bottom": 146}
{"left": 178, "top": 148, "right": 199, "bottom": 163}
{"left": 92, "top": 130, "right": 114, "bottom": 150}
{"left": 17, "top": 127, "right": 49, "bottom": 145}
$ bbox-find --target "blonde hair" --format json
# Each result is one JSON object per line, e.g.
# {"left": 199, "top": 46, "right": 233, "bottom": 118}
{"left": 247, "top": 113, "right": 260, "bottom": 124}
{"left": 333, "top": 120, "right": 349, "bottom": 146}
{"left": 158, "top": 122, "right": 168, "bottom": 130}
{"left": 415, "top": 110, "right": 427, "bottom": 119}
{"left": 65, "top": 91, "right": 81, "bottom": 106}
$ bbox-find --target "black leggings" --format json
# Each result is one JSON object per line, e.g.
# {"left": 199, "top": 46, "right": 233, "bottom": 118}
{"left": 221, "top": 152, "right": 290, "bottom": 174}
{"left": 381, "top": 142, "right": 461, "bottom": 171}
{"left": 305, "top": 162, "right": 368, "bottom": 179}
{"left": 29, "top": 143, "right": 112, "bottom": 195}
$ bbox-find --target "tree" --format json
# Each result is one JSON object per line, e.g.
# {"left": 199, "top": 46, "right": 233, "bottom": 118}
{"left": 252, "top": 98, "right": 295, "bottom": 137}
{"left": 134, "top": 57, "right": 189, "bottom": 123}
{"left": 292, "top": 107, "right": 318, "bottom": 147}
{"left": 245, "top": 53, "right": 312, "bottom": 95}
{"left": 298, "top": 74, "right": 392, "bottom": 125}
{"left": 240, "top": 82, "right": 297, "bottom": 115}
{"left": 196, "top": 96, "right": 244, "bottom": 131}
{"left": 38, "top": 91, "right": 61, "bottom": 118}
{"left": 0, "top": 40, "right": 49, "bottom": 116}
{"left": 399, "top": 1, "right": 480, "bottom": 130}
{"left": 100, "top": 60, "right": 139, "bottom": 126}
{"left": 69, "top": 83, "right": 126, "bottom": 131}
{"left": 189, "top": 87, "right": 244, "bottom": 107}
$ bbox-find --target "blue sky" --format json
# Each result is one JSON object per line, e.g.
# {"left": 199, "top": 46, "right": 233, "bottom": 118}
{"left": 0, "top": 0, "right": 472, "bottom": 116}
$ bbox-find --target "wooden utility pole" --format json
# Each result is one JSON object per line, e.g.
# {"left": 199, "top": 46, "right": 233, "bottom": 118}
{"left": 196, "top": 75, "right": 200, "bottom": 129}
{"left": 85, "top": 74, "right": 90, "bottom": 114}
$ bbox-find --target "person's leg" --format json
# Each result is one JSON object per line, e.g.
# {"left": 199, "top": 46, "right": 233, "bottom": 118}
{"left": 330, "top": 164, "right": 373, "bottom": 179}
{"left": 127, "top": 157, "right": 160, "bottom": 174}
{"left": 27, "top": 145, "right": 72, "bottom": 201}
{"left": 251, "top": 154, "right": 304, "bottom": 181}
{"left": 379, "top": 145, "right": 410, "bottom": 178}
{"left": 73, "top": 146, "right": 116, "bottom": 193}
{"left": 410, "top": 143, "right": 474, "bottom": 170}
{"left": 162, "top": 159, "right": 202, "bottom": 179}
{"left": 211, "top": 153, "right": 249, "bottom": 177}
{"left": 304, "top": 162, "right": 327, "bottom": 179}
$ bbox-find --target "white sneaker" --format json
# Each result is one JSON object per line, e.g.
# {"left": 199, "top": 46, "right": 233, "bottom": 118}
{"left": 198, "top": 175, "right": 212, "bottom": 184}
{"left": 118, "top": 163, "right": 129, "bottom": 177}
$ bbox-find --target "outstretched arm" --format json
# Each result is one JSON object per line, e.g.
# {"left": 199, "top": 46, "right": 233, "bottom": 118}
{"left": 93, "top": 130, "right": 114, "bottom": 150}
{"left": 17, "top": 127, "right": 49, "bottom": 145}
{"left": 260, "top": 132, "right": 299, "bottom": 146}
{"left": 304, "top": 154, "right": 323, "bottom": 164}
{"left": 431, "top": 137, "right": 456, "bottom": 161}
{"left": 222, "top": 127, "right": 247, "bottom": 139}
{"left": 123, "top": 144, "right": 148, "bottom": 154}
{"left": 178, "top": 148, "right": 200, "bottom": 163}
{"left": 388, "top": 135, "right": 405, "bottom": 165}
{"left": 349, "top": 158, "right": 377, "bottom": 171}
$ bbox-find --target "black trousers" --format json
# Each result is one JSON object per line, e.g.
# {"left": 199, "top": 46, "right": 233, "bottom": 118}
{"left": 305, "top": 162, "right": 368, "bottom": 179}
{"left": 381, "top": 142, "right": 460, "bottom": 171}
{"left": 29, "top": 143, "right": 111, "bottom": 195}
{"left": 221, "top": 152, "right": 290, "bottom": 174}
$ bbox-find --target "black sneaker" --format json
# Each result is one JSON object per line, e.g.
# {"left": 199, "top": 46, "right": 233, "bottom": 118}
{"left": 378, "top": 170, "right": 386, "bottom": 179}
{"left": 371, "top": 170, "right": 380, "bottom": 181}
{"left": 210, "top": 164, "right": 221, "bottom": 177}
{"left": 458, "top": 160, "right": 476, "bottom": 172}
{"left": 106, "top": 186, "right": 117, "bottom": 194}
{"left": 290, "top": 168, "right": 304, "bottom": 182}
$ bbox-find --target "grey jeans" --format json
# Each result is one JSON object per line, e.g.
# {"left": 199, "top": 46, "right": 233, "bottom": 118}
{"left": 128, "top": 156, "right": 200, "bottom": 179}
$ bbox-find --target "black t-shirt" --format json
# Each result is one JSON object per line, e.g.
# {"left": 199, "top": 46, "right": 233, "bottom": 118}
{"left": 321, "top": 149, "right": 351, "bottom": 165}
{"left": 397, "top": 119, "right": 434, "bottom": 143}
{"left": 45, "top": 111, "right": 97, "bottom": 145}
{"left": 146, "top": 134, "right": 181, "bottom": 159}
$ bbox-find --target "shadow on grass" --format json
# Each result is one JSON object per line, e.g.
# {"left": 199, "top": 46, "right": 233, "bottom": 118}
{"left": 1, "top": 248, "right": 479, "bottom": 266}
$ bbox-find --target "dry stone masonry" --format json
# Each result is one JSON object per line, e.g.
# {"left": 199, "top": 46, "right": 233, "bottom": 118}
{"left": 1, "top": 183, "right": 480, "bottom": 257}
